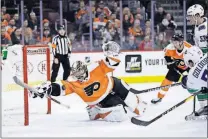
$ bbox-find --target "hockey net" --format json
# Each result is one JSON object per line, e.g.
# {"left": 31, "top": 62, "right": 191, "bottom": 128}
{"left": 2, "top": 45, "right": 51, "bottom": 126}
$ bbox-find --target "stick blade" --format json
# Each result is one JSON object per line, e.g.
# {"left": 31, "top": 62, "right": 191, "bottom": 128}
{"left": 13, "top": 76, "right": 37, "bottom": 93}
{"left": 12, "top": 76, "right": 19, "bottom": 84}
{"left": 131, "top": 117, "right": 151, "bottom": 126}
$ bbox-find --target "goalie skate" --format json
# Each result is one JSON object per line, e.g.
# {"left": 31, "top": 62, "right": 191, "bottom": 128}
{"left": 185, "top": 114, "right": 207, "bottom": 121}
{"left": 185, "top": 106, "right": 208, "bottom": 121}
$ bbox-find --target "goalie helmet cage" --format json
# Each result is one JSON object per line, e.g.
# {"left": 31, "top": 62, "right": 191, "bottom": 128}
{"left": 22, "top": 45, "right": 51, "bottom": 126}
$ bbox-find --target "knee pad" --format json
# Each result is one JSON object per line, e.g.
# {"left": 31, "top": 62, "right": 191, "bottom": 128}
{"left": 124, "top": 92, "right": 147, "bottom": 115}
{"left": 86, "top": 104, "right": 128, "bottom": 122}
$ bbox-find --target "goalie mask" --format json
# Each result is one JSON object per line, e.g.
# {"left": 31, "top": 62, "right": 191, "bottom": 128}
{"left": 184, "top": 46, "right": 203, "bottom": 68}
{"left": 71, "top": 61, "right": 88, "bottom": 82}
{"left": 102, "top": 41, "right": 120, "bottom": 57}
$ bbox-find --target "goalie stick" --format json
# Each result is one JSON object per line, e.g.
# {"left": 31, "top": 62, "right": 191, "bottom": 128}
{"left": 131, "top": 90, "right": 201, "bottom": 126}
{"left": 13, "top": 76, "right": 70, "bottom": 109}
{"left": 130, "top": 82, "right": 181, "bottom": 94}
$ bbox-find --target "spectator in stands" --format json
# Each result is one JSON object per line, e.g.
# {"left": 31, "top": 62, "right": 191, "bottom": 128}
{"left": 138, "top": 35, "right": 152, "bottom": 51}
{"left": 134, "top": 7, "right": 146, "bottom": 19}
{"left": 1, "top": 26, "right": 12, "bottom": 45}
{"left": 160, "top": 13, "right": 177, "bottom": 40}
{"left": 2, "top": 13, "right": 11, "bottom": 26}
{"left": 111, "top": 1, "right": 120, "bottom": 17}
{"left": 128, "top": 35, "right": 137, "bottom": 50}
{"left": 123, "top": 14, "right": 132, "bottom": 36}
{"left": 24, "top": 27, "right": 36, "bottom": 45}
{"left": 95, "top": 7, "right": 103, "bottom": 18}
{"left": 103, "top": 21, "right": 118, "bottom": 43}
{"left": 1, "top": 6, "right": 7, "bottom": 15}
{"left": 43, "top": 19, "right": 50, "bottom": 29}
{"left": 13, "top": 13, "right": 21, "bottom": 28}
{"left": 93, "top": 13, "right": 108, "bottom": 30}
{"left": 145, "top": 20, "right": 151, "bottom": 28}
{"left": 75, "top": 1, "right": 89, "bottom": 35}
{"left": 154, "top": 6, "right": 166, "bottom": 26}
{"left": 23, "top": 20, "right": 32, "bottom": 32}
{"left": 160, "top": 13, "right": 177, "bottom": 32}
{"left": 109, "top": 13, "right": 120, "bottom": 29}
{"left": 28, "top": 12, "right": 38, "bottom": 30}
{"left": 24, "top": 6, "right": 29, "bottom": 20}
{"left": 75, "top": 1, "right": 88, "bottom": 22}
{"left": 135, "top": 13, "right": 145, "bottom": 31}
{"left": 69, "top": 32, "right": 76, "bottom": 44}
{"left": 37, "top": 28, "right": 52, "bottom": 44}
{"left": 103, "top": 6, "right": 112, "bottom": 20}
{"left": 102, "top": 23, "right": 113, "bottom": 43}
{"left": 129, "top": 19, "right": 144, "bottom": 45}
{"left": 7, "top": 19, "right": 16, "bottom": 35}
{"left": 11, "top": 28, "right": 22, "bottom": 45}
{"left": 123, "top": 7, "right": 134, "bottom": 24}
{"left": 93, "top": 13, "right": 108, "bottom": 47}
{"left": 155, "top": 32, "right": 168, "bottom": 50}
{"left": 42, "top": 19, "right": 56, "bottom": 36}
{"left": 145, "top": 27, "right": 151, "bottom": 36}
{"left": 94, "top": 1, "right": 106, "bottom": 18}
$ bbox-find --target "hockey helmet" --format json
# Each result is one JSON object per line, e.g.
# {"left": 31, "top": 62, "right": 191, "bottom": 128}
{"left": 172, "top": 33, "right": 184, "bottom": 42}
{"left": 184, "top": 46, "right": 203, "bottom": 68}
{"left": 187, "top": 4, "right": 204, "bottom": 17}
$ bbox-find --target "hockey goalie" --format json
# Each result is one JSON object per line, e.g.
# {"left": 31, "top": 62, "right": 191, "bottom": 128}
{"left": 30, "top": 41, "right": 147, "bottom": 122}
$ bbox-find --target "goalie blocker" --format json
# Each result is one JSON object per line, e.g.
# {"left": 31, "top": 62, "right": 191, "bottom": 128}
{"left": 31, "top": 41, "right": 147, "bottom": 122}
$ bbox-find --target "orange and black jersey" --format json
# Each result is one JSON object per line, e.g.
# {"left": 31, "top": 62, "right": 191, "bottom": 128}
{"left": 164, "top": 41, "right": 192, "bottom": 70}
{"left": 61, "top": 57, "right": 120, "bottom": 105}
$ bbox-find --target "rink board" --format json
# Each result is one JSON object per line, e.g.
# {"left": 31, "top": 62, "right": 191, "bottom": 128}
{"left": 2, "top": 45, "right": 168, "bottom": 92}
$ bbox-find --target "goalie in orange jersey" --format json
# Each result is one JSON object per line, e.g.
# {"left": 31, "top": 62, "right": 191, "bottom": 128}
{"left": 31, "top": 41, "right": 147, "bottom": 122}
{"left": 151, "top": 33, "right": 192, "bottom": 104}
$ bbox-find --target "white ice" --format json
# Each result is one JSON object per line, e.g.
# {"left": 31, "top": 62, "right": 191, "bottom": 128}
{"left": 2, "top": 83, "right": 207, "bottom": 137}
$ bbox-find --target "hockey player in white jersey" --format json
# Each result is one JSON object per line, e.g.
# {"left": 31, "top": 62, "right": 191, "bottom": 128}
{"left": 182, "top": 46, "right": 207, "bottom": 120}
{"left": 187, "top": 4, "right": 207, "bottom": 54}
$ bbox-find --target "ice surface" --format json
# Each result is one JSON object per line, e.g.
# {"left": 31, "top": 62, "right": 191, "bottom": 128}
{"left": 2, "top": 83, "right": 207, "bottom": 137}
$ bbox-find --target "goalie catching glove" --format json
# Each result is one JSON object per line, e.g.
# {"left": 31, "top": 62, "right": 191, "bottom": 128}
{"left": 30, "top": 81, "right": 53, "bottom": 98}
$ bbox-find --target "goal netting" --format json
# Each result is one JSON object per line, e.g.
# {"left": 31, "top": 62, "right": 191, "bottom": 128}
{"left": 2, "top": 45, "right": 52, "bottom": 126}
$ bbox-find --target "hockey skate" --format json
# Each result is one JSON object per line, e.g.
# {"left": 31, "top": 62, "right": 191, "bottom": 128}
{"left": 185, "top": 106, "right": 208, "bottom": 121}
{"left": 151, "top": 98, "right": 162, "bottom": 104}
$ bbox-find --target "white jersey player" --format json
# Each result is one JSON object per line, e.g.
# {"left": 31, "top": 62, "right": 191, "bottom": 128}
{"left": 182, "top": 46, "right": 207, "bottom": 120}
{"left": 187, "top": 4, "right": 207, "bottom": 54}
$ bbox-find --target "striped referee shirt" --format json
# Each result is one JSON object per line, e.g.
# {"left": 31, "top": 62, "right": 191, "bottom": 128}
{"left": 52, "top": 35, "right": 72, "bottom": 56}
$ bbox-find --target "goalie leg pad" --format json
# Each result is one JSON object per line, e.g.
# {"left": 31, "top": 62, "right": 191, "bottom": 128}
{"left": 197, "top": 93, "right": 208, "bottom": 107}
{"left": 86, "top": 104, "right": 128, "bottom": 122}
{"left": 124, "top": 92, "right": 147, "bottom": 115}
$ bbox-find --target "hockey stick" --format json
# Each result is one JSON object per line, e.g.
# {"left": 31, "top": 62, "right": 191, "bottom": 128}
{"left": 13, "top": 76, "right": 70, "bottom": 109}
{"left": 193, "top": 96, "right": 196, "bottom": 114}
{"left": 130, "top": 82, "right": 181, "bottom": 94}
{"left": 131, "top": 90, "right": 201, "bottom": 126}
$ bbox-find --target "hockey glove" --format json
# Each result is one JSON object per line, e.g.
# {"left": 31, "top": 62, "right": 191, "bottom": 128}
{"left": 181, "top": 75, "right": 188, "bottom": 89}
{"left": 165, "top": 56, "right": 176, "bottom": 69}
{"left": 30, "top": 81, "right": 52, "bottom": 98}
{"left": 174, "top": 59, "right": 184, "bottom": 67}
{"left": 201, "top": 87, "right": 208, "bottom": 94}
{"left": 167, "top": 63, "right": 176, "bottom": 70}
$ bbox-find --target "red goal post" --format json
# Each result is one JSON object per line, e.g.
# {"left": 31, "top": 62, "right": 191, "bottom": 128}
{"left": 22, "top": 45, "right": 51, "bottom": 126}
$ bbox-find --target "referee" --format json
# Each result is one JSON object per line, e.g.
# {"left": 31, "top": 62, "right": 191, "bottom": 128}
{"left": 51, "top": 25, "right": 72, "bottom": 82}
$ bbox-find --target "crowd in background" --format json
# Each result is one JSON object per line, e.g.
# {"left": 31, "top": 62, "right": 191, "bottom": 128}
{"left": 1, "top": 0, "right": 208, "bottom": 51}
